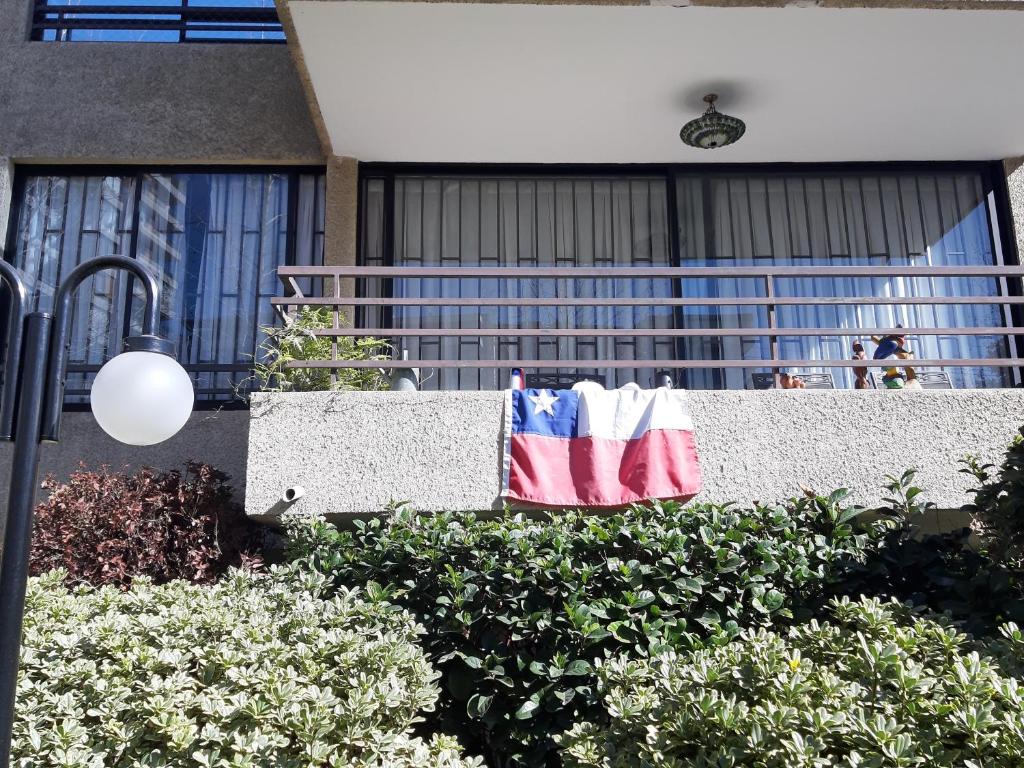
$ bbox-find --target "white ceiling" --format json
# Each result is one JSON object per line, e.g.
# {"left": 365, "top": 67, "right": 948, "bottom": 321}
{"left": 288, "top": 1, "right": 1024, "bottom": 163}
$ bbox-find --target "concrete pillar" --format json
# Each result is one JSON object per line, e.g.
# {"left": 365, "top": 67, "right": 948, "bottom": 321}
{"left": 0, "top": 157, "right": 12, "bottom": 255}
{"left": 1004, "top": 158, "right": 1024, "bottom": 258}
{"left": 324, "top": 156, "right": 359, "bottom": 325}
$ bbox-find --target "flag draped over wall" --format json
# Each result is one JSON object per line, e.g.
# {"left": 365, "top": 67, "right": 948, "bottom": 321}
{"left": 502, "top": 385, "right": 702, "bottom": 508}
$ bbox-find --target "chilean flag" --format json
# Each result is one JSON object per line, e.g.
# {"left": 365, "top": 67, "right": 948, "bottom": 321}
{"left": 502, "top": 385, "right": 702, "bottom": 508}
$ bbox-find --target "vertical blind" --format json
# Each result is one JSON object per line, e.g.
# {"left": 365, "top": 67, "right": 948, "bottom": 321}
{"left": 7, "top": 170, "right": 325, "bottom": 402}
{"left": 362, "top": 167, "right": 1015, "bottom": 390}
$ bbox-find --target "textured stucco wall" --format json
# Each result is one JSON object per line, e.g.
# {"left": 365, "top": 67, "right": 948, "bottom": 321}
{"left": 0, "top": 410, "right": 250, "bottom": 535}
{"left": 245, "top": 388, "right": 1024, "bottom": 520}
{"left": 0, "top": 0, "right": 321, "bottom": 164}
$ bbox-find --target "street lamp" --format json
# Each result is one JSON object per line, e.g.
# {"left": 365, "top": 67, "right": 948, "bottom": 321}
{"left": 0, "top": 256, "right": 193, "bottom": 768}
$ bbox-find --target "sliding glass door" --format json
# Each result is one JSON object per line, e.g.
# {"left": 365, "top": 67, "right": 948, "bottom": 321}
{"left": 362, "top": 175, "right": 676, "bottom": 390}
{"left": 675, "top": 170, "right": 1012, "bottom": 389}
{"left": 360, "top": 164, "right": 1017, "bottom": 390}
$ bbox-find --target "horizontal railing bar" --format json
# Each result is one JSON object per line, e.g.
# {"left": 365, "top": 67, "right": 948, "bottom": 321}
{"left": 273, "top": 295, "right": 1024, "bottom": 308}
{"left": 286, "top": 358, "right": 1022, "bottom": 370}
{"left": 34, "top": 19, "right": 279, "bottom": 30}
{"left": 34, "top": 5, "right": 279, "bottom": 18}
{"left": 307, "top": 326, "right": 1024, "bottom": 338}
{"left": 67, "top": 363, "right": 250, "bottom": 373}
{"left": 278, "top": 265, "right": 1024, "bottom": 279}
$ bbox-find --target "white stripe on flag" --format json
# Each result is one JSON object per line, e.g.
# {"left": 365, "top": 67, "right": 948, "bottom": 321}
{"left": 576, "top": 388, "right": 695, "bottom": 440}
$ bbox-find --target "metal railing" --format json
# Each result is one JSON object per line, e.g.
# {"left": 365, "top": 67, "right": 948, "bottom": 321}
{"left": 274, "top": 265, "right": 1024, "bottom": 381}
{"left": 31, "top": 1, "right": 284, "bottom": 42}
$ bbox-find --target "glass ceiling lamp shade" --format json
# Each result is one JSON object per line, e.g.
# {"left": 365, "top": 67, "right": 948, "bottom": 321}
{"left": 90, "top": 335, "right": 194, "bottom": 446}
{"left": 680, "top": 94, "right": 746, "bottom": 149}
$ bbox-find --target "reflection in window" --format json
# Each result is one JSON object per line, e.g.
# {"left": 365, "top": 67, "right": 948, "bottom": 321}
{"left": 7, "top": 170, "right": 325, "bottom": 402}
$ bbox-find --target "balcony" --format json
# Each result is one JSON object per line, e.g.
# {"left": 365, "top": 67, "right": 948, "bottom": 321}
{"left": 273, "top": 264, "right": 1024, "bottom": 391}
{"left": 242, "top": 263, "right": 1024, "bottom": 519}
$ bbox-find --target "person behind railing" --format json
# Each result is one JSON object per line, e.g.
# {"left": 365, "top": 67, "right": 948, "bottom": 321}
{"left": 851, "top": 341, "right": 870, "bottom": 390}
{"left": 779, "top": 372, "right": 806, "bottom": 389}
{"left": 871, "top": 331, "right": 911, "bottom": 389}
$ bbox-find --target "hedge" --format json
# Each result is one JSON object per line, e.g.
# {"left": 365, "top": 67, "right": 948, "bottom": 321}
{"left": 559, "top": 596, "right": 1024, "bottom": 768}
{"left": 13, "top": 568, "right": 482, "bottom": 768}
{"left": 285, "top": 490, "right": 893, "bottom": 765}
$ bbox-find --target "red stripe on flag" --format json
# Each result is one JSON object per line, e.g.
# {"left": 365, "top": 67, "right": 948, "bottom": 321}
{"left": 508, "top": 429, "right": 702, "bottom": 508}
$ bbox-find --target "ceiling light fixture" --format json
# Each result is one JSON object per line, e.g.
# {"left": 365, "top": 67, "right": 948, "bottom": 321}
{"left": 680, "top": 93, "right": 746, "bottom": 149}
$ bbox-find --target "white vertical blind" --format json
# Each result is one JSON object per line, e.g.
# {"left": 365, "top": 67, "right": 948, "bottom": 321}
{"left": 363, "top": 175, "right": 675, "bottom": 390}
{"left": 675, "top": 172, "right": 1011, "bottom": 389}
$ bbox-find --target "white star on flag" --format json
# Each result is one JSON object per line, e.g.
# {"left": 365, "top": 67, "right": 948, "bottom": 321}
{"left": 529, "top": 390, "right": 559, "bottom": 416}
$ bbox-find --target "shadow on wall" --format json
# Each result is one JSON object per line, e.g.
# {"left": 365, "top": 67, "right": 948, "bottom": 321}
{"left": 0, "top": 409, "right": 250, "bottom": 526}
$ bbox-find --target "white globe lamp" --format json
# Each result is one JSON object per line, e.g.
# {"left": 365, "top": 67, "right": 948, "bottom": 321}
{"left": 90, "top": 335, "right": 194, "bottom": 446}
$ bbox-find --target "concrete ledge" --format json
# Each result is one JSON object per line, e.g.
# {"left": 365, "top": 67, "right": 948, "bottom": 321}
{"left": 245, "top": 389, "right": 1024, "bottom": 519}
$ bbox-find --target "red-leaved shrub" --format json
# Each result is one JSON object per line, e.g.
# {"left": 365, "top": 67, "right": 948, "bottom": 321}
{"left": 30, "top": 462, "right": 265, "bottom": 587}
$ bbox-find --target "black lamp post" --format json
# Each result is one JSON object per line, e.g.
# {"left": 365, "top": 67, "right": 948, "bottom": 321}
{"left": 0, "top": 256, "right": 194, "bottom": 768}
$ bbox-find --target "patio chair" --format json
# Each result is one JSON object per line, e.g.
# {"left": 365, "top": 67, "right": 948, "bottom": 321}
{"left": 528, "top": 372, "right": 608, "bottom": 390}
{"left": 751, "top": 372, "right": 836, "bottom": 390}
{"left": 869, "top": 370, "right": 953, "bottom": 389}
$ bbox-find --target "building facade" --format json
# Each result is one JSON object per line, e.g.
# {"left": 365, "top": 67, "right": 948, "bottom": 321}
{"left": 3, "top": 0, "right": 1024, "bottom": 519}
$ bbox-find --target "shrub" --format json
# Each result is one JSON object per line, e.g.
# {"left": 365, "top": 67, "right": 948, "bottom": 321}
{"left": 559, "top": 596, "right": 1024, "bottom": 768}
{"left": 14, "top": 568, "right": 482, "bottom": 768}
{"left": 285, "top": 492, "right": 892, "bottom": 766}
{"left": 816, "top": 471, "right": 1024, "bottom": 638}
{"left": 963, "top": 428, "right": 1024, "bottom": 569}
{"left": 251, "top": 306, "right": 390, "bottom": 393}
{"left": 30, "top": 462, "right": 266, "bottom": 588}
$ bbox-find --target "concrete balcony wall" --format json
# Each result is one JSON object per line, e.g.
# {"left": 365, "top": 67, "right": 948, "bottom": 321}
{"left": 245, "top": 388, "right": 1024, "bottom": 521}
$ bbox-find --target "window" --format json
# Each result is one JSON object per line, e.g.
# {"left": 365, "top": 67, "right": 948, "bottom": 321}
{"left": 675, "top": 170, "right": 1013, "bottom": 389}
{"left": 30, "top": 0, "right": 284, "bottom": 43}
{"left": 6, "top": 169, "right": 325, "bottom": 403}
{"left": 361, "top": 174, "right": 675, "bottom": 390}
{"left": 360, "top": 165, "right": 1018, "bottom": 390}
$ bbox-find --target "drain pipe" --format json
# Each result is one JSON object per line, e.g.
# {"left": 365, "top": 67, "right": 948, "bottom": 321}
{"left": 281, "top": 485, "right": 305, "bottom": 504}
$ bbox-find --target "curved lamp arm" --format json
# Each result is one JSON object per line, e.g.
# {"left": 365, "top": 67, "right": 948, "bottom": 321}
{"left": 0, "top": 260, "right": 28, "bottom": 441}
{"left": 41, "top": 256, "right": 162, "bottom": 442}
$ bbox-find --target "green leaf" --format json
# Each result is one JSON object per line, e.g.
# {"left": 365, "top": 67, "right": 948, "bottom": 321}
{"left": 563, "top": 660, "right": 593, "bottom": 676}
{"left": 514, "top": 699, "right": 540, "bottom": 720}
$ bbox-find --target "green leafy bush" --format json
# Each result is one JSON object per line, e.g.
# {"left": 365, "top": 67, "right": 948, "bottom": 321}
{"left": 816, "top": 471, "right": 1024, "bottom": 638}
{"left": 14, "top": 568, "right": 482, "bottom": 768}
{"left": 560, "top": 596, "right": 1024, "bottom": 768}
{"left": 285, "top": 492, "right": 891, "bottom": 766}
{"left": 250, "top": 306, "right": 390, "bottom": 393}
{"left": 963, "top": 428, "right": 1024, "bottom": 569}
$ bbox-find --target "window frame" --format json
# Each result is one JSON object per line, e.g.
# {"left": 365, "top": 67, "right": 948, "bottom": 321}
{"left": 29, "top": 0, "right": 285, "bottom": 44}
{"left": 3, "top": 164, "right": 327, "bottom": 411}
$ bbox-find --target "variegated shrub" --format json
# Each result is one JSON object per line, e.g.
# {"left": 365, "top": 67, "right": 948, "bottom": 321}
{"left": 14, "top": 568, "right": 482, "bottom": 768}
{"left": 560, "top": 597, "right": 1024, "bottom": 768}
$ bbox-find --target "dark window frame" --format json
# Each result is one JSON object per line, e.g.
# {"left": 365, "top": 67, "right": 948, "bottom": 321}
{"left": 30, "top": 0, "right": 285, "bottom": 44}
{"left": 357, "top": 161, "right": 1024, "bottom": 385}
{"left": 2, "top": 164, "right": 327, "bottom": 411}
